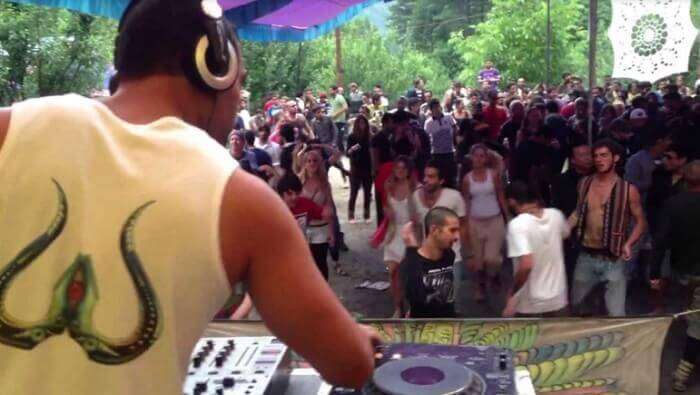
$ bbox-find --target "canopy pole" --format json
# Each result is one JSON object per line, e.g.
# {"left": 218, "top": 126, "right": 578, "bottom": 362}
{"left": 587, "top": 0, "right": 598, "bottom": 146}
{"left": 546, "top": 0, "right": 552, "bottom": 88}
{"left": 335, "top": 28, "right": 344, "bottom": 87}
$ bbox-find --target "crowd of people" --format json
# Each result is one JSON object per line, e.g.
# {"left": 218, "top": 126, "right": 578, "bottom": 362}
{"left": 226, "top": 66, "right": 700, "bottom": 391}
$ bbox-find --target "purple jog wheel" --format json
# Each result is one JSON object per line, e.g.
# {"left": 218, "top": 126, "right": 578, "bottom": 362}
{"left": 373, "top": 357, "right": 473, "bottom": 395}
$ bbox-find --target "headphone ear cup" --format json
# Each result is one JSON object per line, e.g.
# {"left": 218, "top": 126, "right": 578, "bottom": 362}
{"left": 194, "top": 35, "right": 238, "bottom": 91}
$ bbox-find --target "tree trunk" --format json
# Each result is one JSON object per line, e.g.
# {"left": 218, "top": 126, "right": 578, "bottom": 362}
{"left": 335, "top": 28, "right": 344, "bottom": 87}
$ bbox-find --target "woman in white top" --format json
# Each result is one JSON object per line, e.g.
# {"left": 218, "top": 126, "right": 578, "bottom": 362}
{"left": 462, "top": 144, "right": 509, "bottom": 301}
{"left": 382, "top": 156, "right": 418, "bottom": 317}
{"left": 298, "top": 149, "right": 336, "bottom": 280}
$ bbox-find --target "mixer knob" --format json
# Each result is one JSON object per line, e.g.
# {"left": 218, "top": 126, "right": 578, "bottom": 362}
{"left": 194, "top": 382, "right": 207, "bottom": 395}
{"left": 215, "top": 356, "right": 225, "bottom": 368}
{"left": 223, "top": 377, "right": 235, "bottom": 388}
{"left": 499, "top": 354, "right": 508, "bottom": 370}
{"left": 193, "top": 357, "right": 203, "bottom": 368}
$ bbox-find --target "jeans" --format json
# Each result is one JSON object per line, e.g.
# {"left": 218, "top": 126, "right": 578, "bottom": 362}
{"left": 572, "top": 252, "right": 627, "bottom": 317}
{"left": 335, "top": 122, "right": 346, "bottom": 152}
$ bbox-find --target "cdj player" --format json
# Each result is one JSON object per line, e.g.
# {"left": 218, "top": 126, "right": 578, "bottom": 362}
{"left": 182, "top": 337, "right": 291, "bottom": 395}
{"left": 330, "top": 343, "right": 516, "bottom": 395}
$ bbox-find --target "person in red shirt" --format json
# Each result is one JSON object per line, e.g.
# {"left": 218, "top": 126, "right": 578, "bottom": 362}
{"left": 482, "top": 90, "right": 508, "bottom": 141}
{"left": 278, "top": 174, "right": 333, "bottom": 278}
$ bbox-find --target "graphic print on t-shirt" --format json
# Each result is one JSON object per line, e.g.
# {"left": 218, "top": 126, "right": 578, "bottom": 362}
{"left": 295, "top": 212, "right": 309, "bottom": 236}
{"left": 423, "top": 266, "right": 454, "bottom": 305}
{"left": 0, "top": 180, "right": 163, "bottom": 365}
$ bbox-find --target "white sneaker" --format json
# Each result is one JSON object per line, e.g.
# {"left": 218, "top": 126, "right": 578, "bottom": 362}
{"left": 364, "top": 218, "right": 372, "bottom": 224}
{"left": 349, "top": 219, "right": 357, "bottom": 224}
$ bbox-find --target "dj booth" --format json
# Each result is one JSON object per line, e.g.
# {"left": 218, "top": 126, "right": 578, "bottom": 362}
{"left": 192, "top": 316, "right": 673, "bottom": 395}
{"left": 193, "top": 320, "right": 536, "bottom": 395}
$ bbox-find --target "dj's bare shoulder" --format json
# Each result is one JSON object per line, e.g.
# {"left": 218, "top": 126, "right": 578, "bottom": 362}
{"left": 0, "top": 108, "right": 10, "bottom": 153}
{"left": 219, "top": 169, "right": 375, "bottom": 388}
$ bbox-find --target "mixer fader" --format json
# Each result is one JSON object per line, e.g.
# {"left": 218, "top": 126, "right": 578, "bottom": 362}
{"left": 182, "top": 337, "right": 291, "bottom": 395}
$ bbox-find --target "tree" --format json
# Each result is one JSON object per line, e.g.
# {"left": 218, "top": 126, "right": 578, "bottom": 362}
{"left": 0, "top": 3, "right": 116, "bottom": 105}
{"left": 242, "top": 18, "right": 452, "bottom": 108}
{"left": 389, "top": 0, "right": 492, "bottom": 77}
{"left": 449, "top": 0, "right": 589, "bottom": 88}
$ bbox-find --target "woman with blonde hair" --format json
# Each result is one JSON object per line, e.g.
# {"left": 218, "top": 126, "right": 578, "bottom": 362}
{"left": 462, "top": 144, "right": 509, "bottom": 301}
{"left": 298, "top": 148, "right": 336, "bottom": 280}
{"left": 382, "top": 156, "right": 418, "bottom": 317}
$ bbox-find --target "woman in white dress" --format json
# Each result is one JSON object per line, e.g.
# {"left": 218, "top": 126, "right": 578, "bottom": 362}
{"left": 383, "top": 156, "right": 417, "bottom": 317}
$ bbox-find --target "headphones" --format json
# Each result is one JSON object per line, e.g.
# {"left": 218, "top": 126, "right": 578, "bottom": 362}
{"left": 118, "top": 0, "right": 239, "bottom": 92}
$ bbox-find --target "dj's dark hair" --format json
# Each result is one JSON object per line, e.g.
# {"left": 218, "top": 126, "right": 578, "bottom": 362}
{"left": 276, "top": 174, "right": 303, "bottom": 195}
{"left": 114, "top": 0, "right": 238, "bottom": 89}
{"left": 424, "top": 207, "right": 459, "bottom": 236}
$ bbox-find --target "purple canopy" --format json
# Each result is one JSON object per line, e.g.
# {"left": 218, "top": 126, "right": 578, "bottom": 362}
{"left": 8, "top": 0, "right": 383, "bottom": 42}
{"left": 237, "top": 0, "right": 382, "bottom": 41}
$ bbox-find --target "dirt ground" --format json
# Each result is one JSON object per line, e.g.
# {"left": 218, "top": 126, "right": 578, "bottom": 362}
{"left": 324, "top": 160, "right": 697, "bottom": 394}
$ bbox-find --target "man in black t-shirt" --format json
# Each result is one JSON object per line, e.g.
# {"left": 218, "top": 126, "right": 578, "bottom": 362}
{"left": 399, "top": 207, "right": 460, "bottom": 318}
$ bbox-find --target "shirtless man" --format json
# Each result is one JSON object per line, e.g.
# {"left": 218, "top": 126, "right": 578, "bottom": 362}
{"left": 568, "top": 139, "right": 646, "bottom": 316}
{"left": 0, "top": 1, "right": 376, "bottom": 393}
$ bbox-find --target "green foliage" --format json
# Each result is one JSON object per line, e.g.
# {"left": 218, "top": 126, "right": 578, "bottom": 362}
{"left": 0, "top": 3, "right": 116, "bottom": 105}
{"left": 388, "top": 0, "right": 492, "bottom": 77}
{"left": 242, "top": 18, "right": 452, "bottom": 108}
{"left": 449, "top": 0, "right": 588, "bottom": 87}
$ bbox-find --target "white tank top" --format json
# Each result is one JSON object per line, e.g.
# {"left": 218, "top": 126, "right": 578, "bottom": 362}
{"left": 0, "top": 95, "right": 236, "bottom": 395}
{"left": 468, "top": 170, "right": 501, "bottom": 219}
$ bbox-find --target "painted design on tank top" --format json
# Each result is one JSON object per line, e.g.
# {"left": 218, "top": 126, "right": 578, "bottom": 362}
{"left": 0, "top": 180, "right": 163, "bottom": 364}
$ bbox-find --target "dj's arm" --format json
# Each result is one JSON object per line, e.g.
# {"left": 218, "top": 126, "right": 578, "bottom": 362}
{"left": 0, "top": 108, "right": 10, "bottom": 153}
{"left": 219, "top": 171, "right": 375, "bottom": 389}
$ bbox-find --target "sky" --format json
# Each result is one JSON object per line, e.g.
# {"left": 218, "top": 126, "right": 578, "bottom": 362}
{"left": 361, "top": 1, "right": 391, "bottom": 35}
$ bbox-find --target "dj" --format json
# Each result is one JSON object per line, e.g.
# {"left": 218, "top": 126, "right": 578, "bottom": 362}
{"left": 0, "top": 1, "right": 377, "bottom": 393}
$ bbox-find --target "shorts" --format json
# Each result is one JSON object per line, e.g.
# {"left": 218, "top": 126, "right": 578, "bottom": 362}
{"left": 469, "top": 215, "right": 505, "bottom": 275}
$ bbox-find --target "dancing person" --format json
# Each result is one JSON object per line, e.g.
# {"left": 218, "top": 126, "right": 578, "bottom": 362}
{"left": 346, "top": 115, "right": 373, "bottom": 223}
{"left": 412, "top": 161, "right": 470, "bottom": 309}
{"left": 382, "top": 156, "right": 418, "bottom": 317}
{"left": 652, "top": 162, "right": 700, "bottom": 392}
{"left": 503, "top": 182, "right": 570, "bottom": 317}
{"left": 569, "top": 139, "right": 646, "bottom": 317}
{"left": 400, "top": 208, "right": 460, "bottom": 318}
{"left": 298, "top": 149, "right": 337, "bottom": 280}
{"left": 462, "top": 144, "right": 509, "bottom": 301}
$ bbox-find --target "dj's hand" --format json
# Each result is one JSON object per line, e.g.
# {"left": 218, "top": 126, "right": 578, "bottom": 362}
{"left": 359, "top": 324, "right": 383, "bottom": 349}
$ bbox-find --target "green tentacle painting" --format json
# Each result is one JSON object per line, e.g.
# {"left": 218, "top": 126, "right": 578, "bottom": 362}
{"left": 0, "top": 180, "right": 162, "bottom": 365}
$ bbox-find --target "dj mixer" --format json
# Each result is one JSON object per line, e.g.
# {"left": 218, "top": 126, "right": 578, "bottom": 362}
{"left": 182, "top": 337, "right": 291, "bottom": 395}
